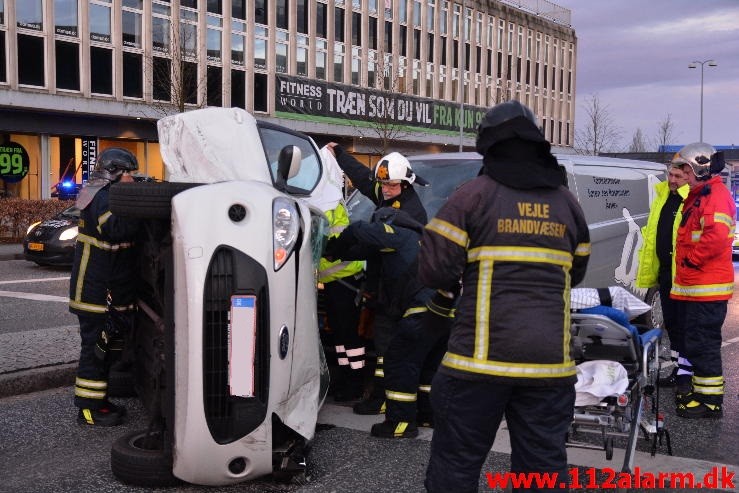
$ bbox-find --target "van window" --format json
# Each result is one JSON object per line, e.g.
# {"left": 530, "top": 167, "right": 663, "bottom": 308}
{"left": 260, "top": 127, "right": 322, "bottom": 193}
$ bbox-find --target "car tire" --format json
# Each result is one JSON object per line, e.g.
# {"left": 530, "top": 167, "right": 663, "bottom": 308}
{"left": 111, "top": 429, "right": 180, "bottom": 487}
{"left": 110, "top": 182, "right": 202, "bottom": 219}
{"left": 637, "top": 287, "right": 663, "bottom": 330}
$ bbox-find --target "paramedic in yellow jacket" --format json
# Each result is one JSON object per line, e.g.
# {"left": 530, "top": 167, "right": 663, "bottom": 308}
{"left": 319, "top": 203, "right": 366, "bottom": 401}
{"left": 635, "top": 164, "right": 689, "bottom": 391}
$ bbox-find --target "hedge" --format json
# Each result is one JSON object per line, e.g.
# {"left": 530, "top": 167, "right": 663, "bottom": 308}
{"left": 0, "top": 198, "right": 72, "bottom": 242}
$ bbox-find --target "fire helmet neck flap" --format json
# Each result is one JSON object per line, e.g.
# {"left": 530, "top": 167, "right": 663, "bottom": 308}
{"left": 476, "top": 100, "right": 545, "bottom": 157}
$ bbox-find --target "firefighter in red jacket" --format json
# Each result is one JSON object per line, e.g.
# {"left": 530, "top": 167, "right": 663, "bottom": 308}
{"left": 670, "top": 142, "right": 735, "bottom": 419}
{"left": 420, "top": 100, "right": 590, "bottom": 492}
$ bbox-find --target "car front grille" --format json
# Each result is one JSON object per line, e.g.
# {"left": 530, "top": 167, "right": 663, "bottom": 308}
{"left": 29, "top": 225, "right": 61, "bottom": 241}
{"left": 203, "top": 246, "right": 270, "bottom": 444}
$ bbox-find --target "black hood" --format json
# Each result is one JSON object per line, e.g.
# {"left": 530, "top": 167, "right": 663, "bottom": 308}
{"left": 480, "top": 137, "right": 565, "bottom": 190}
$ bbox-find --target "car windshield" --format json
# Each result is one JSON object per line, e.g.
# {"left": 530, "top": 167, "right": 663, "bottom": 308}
{"left": 346, "top": 156, "right": 482, "bottom": 223}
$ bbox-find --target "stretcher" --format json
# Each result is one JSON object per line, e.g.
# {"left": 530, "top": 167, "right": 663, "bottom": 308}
{"left": 567, "top": 305, "right": 673, "bottom": 473}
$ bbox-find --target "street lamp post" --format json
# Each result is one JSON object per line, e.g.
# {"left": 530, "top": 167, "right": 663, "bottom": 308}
{"left": 688, "top": 59, "right": 717, "bottom": 142}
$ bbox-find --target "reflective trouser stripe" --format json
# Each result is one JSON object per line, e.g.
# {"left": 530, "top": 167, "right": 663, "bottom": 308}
{"left": 418, "top": 384, "right": 431, "bottom": 393}
{"left": 75, "top": 376, "right": 107, "bottom": 400}
{"left": 386, "top": 390, "right": 417, "bottom": 402}
{"left": 693, "top": 375, "right": 724, "bottom": 395}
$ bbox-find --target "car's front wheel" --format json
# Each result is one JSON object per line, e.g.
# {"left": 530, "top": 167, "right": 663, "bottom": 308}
{"left": 110, "top": 429, "right": 180, "bottom": 487}
{"left": 110, "top": 181, "right": 202, "bottom": 219}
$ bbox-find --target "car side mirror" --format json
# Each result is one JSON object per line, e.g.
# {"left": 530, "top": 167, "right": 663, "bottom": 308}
{"left": 275, "top": 145, "right": 302, "bottom": 192}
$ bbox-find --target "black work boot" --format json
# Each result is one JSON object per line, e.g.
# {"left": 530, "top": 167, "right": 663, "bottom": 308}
{"left": 675, "top": 374, "right": 693, "bottom": 404}
{"left": 370, "top": 419, "right": 418, "bottom": 439}
{"left": 353, "top": 379, "right": 386, "bottom": 415}
{"left": 676, "top": 401, "right": 722, "bottom": 419}
{"left": 77, "top": 401, "right": 127, "bottom": 427}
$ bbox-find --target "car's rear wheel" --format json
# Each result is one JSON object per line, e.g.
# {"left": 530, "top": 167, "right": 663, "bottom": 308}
{"left": 110, "top": 182, "right": 202, "bottom": 219}
{"left": 110, "top": 429, "right": 180, "bottom": 487}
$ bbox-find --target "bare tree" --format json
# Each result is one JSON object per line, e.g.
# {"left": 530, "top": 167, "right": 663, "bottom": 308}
{"left": 654, "top": 113, "right": 677, "bottom": 151}
{"left": 628, "top": 128, "right": 648, "bottom": 152}
{"left": 574, "top": 94, "right": 622, "bottom": 155}
{"left": 351, "top": 55, "right": 414, "bottom": 156}
{"left": 146, "top": 20, "right": 208, "bottom": 117}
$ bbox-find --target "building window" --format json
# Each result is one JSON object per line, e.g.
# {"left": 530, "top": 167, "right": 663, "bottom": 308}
{"left": 207, "top": 65, "right": 222, "bottom": 106}
{"left": 254, "top": 72, "right": 268, "bottom": 112}
{"left": 89, "top": 2, "right": 111, "bottom": 43}
{"left": 180, "top": 4, "right": 198, "bottom": 59}
{"left": 90, "top": 46, "right": 112, "bottom": 94}
{"left": 254, "top": 26, "right": 267, "bottom": 70}
{"left": 351, "top": 46, "right": 360, "bottom": 85}
{"left": 152, "top": 57, "right": 171, "bottom": 101}
{"left": 232, "top": 0, "right": 246, "bottom": 20}
{"left": 412, "top": 0, "right": 421, "bottom": 27}
{"left": 315, "top": 39, "right": 327, "bottom": 79}
{"left": 368, "top": 17, "right": 377, "bottom": 50}
{"left": 207, "top": 0, "right": 221, "bottom": 15}
{"left": 275, "top": 30, "right": 288, "bottom": 73}
{"left": 207, "top": 22, "right": 222, "bottom": 62}
{"left": 334, "top": 6, "right": 344, "bottom": 42}
{"left": 17, "top": 0, "right": 43, "bottom": 30}
{"left": 254, "top": 0, "right": 267, "bottom": 25}
{"left": 382, "top": 53, "right": 392, "bottom": 90}
{"left": 367, "top": 50, "right": 376, "bottom": 87}
{"left": 152, "top": 16, "right": 170, "bottom": 54}
{"left": 231, "top": 69, "right": 245, "bottom": 109}
{"left": 122, "top": 51, "right": 142, "bottom": 98}
{"left": 426, "top": 62, "right": 434, "bottom": 97}
{"left": 399, "top": 0, "right": 407, "bottom": 23}
{"left": 297, "top": 34, "right": 308, "bottom": 76}
{"left": 427, "top": 0, "right": 435, "bottom": 31}
{"left": 231, "top": 31, "right": 245, "bottom": 66}
{"left": 17, "top": 34, "right": 45, "bottom": 86}
{"left": 333, "top": 42, "right": 344, "bottom": 83}
{"left": 276, "top": 0, "right": 288, "bottom": 30}
{"left": 122, "top": 10, "right": 142, "bottom": 48}
{"left": 56, "top": 40, "right": 79, "bottom": 90}
{"left": 413, "top": 28, "right": 420, "bottom": 59}
{"left": 440, "top": 1, "right": 448, "bottom": 35}
{"left": 427, "top": 33, "right": 434, "bottom": 62}
{"left": 412, "top": 59, "right": 420, "bottom": 95}
{"left": 182, "top": 61, "right": 198, "bottom": 104}
{"left": 296, "top": 0, "right": 308, "bottom": 34}
{"left": 352, "top": 12, "right": 361, "bottom": 46}
{"left": 316, "top": 1, "right": 327, "bottom": 38}
{"left": 384, "top": 21, "right": 392, "bottom": 51}
{"left": 55, "top": 0, "right": 78, "bottom": 37}
{"left": 0, "top": 33, "right": 6, "bottom": 83}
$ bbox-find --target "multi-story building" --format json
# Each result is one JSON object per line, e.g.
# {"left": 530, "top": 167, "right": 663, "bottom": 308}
{"left": 0, "top": 0, "right": 575, "bottom": 200}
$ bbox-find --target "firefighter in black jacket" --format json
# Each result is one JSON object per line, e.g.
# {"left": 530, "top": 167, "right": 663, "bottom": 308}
{"left": 69, "top": 148, "right": 140, "bottom": 426}
{"left": 325, "top": 207, "right": 448, "bottom": 438}
{"left": 420, "top": 101, "right": 591, "bottom": 492}
{"left": 326, "top": 143, "right": 429, "bottom": 415}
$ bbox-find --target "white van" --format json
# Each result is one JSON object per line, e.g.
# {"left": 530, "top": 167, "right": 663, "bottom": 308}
{"left": 347, "top": 152, "right": 667, "bottom": 324}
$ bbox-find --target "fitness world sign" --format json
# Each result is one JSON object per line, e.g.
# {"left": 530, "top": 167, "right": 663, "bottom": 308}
{"left": 275, "top": 74, "right": 487, "bottom": 136}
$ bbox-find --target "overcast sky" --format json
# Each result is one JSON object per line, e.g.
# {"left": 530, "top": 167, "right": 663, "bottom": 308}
{"left": 552, "top": 0, "right": 739, "bottom": 150}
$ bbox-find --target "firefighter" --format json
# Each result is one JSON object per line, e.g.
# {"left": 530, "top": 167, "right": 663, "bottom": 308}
{"left": 670, "top": 142, "right": 735, "bottom": 419}
{"left": 326, "top": 143, "right": 428, "bottom": 415}
{"left": 324, "top": 207, "right": 444, "bottom": 438}
{"left": 69, "top": 148, "right": 140, "bottom": 426}
{"left": 420, "top": 100, "right": 591, "bottom": 492}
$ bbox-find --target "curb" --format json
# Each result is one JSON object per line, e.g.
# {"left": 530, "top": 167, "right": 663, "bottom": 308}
{"left": 0, "top": 363, "right": 77, "bottom": 398}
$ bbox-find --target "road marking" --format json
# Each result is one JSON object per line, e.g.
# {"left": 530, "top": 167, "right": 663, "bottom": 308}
{"left": 0, "top": 290, "right": 68, "bottom": 303}
{"left": 0, "top": 276, "right": 70, "bottom": 285}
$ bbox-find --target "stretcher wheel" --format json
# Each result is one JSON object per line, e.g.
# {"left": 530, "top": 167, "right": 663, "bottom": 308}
{"left": 605, "top": 437, "right": 614, "bottom": 460}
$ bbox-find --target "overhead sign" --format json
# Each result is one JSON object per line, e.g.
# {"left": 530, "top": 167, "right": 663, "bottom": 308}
{"left": 275, "top": 74, "right": 487, "bottom": 136}
{"left": 0, "top": 142, "right": 30, "bottom": 183}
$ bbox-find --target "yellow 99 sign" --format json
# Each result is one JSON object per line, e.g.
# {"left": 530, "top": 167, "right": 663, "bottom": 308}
{"left": 0, "top": 142, "right": 30, "bottom": 183}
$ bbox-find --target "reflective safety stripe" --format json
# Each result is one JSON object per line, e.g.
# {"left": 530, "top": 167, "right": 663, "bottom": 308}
{"left": 76, "top": 377, "right": 107, "bottom": 389}
{"left": 337, "top": 357, "right": 350, "bottom": 366}
{"left": 394, "top": 422, "right": 409, "bottom": 437}
{"left": 427, "top": 300, "right": 455, "bottom": 318}
{"left": 386, "top": 390, "right": 417, "bottom": 402}
{"left": 380, "top": 247, "right": 395, "bottom": 252}
{"left": 81, "top": 409, "right": 95, "bottom": 424}
{"left": 692, "top": 375, "right": 724, "bottom": 385}
{"left": 418, "top": 384, "right": 431, "bottom": 393}
{"left": 442, "top": 352, "right": 576, "bottom": 378}
{"left": 75, "top": 387, "right": 107, "bottom": 399}
{"left": 575, "top": 242, "right": 591, "bottom": 256}
{"left": 403, "top": 306, "right": 427, "bottom": 317}
{"left": 693, "top": 385, "right": 724, "bottom": 395}
{"left": 672, "top": 282, "right": 734, "bottom": 298}
{"left": 350, "top": 360, "right": 366, "bottom": 369}
{"left": 383, "top": 224, "right": 394, "bottom": 234}
{"left": 475, "top": 259, "right": 493, "bottom": 360}
{"left": 328, "top": 225, "right": 347, "bottom": 235}
{"left": 374, "top": 369, "right": 384, "bottom": 377}
{"left": 335, "top": 345, "right": 346, "bottom": 352}
{"left": 318, "top": 261, "right": 361, "bottom": 280}
{"left": 74, "top": 242, "right": 92, "bottom": 303}
{"left": 377, "top": 356, "right": 384, "bottom": 364}
{"left": 97, "top": 211, "right": 112, "bottom": 235}
{"left": 77, "top": 233, "right": 134, "bottom": 251}
{"left": 714, "top": 212, "right": 734, "bottom": 230}
{"left": 69, "top": 299, "right": 135, "bottom": 314}
{"left": 426, "top": 218, "right": 469, "bottom": 248}
{"left": 346, "top": 347, "right": 365, "bottom": 357}
{"left": 468, "top": 246, "right": 573, "bottom": 267}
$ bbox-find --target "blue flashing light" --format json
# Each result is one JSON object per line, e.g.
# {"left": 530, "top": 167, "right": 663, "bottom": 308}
{"left": 61, "top": 181, "right": 75, "bottom": 189}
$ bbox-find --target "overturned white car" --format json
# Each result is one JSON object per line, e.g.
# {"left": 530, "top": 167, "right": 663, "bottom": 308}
{"left": 108, "top": 108, "right": 331, "bottom": 487}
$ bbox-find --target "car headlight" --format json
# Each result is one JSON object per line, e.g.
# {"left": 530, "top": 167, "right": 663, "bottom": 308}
{"left": 59, "top": 226, "right": 78, "bottom": 241}
{"left": 26, "top": 221, "right": 41, "bottom": 235}
{"left": 273, "top": 197, "right": 300, "bottom": 271}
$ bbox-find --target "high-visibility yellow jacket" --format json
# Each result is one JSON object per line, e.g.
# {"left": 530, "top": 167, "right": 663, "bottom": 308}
{"left": 635, "top": 180, "right": 689, "bottom": 289}
{"left": 318, "top": 203, "right": 364, "bottom": 283}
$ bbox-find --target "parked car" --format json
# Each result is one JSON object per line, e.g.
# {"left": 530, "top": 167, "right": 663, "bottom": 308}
{"left": 107, "top": 108, "right": 330, "bottom": 488}
{"left": 22, "top": 205, "right": 79, "bottom": 266}
{"left": 347, "top": 151, "right": 667, "bottom": 326}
